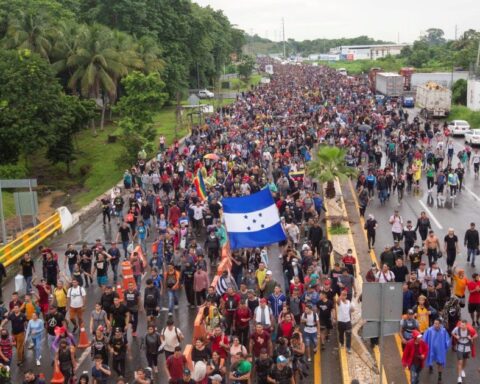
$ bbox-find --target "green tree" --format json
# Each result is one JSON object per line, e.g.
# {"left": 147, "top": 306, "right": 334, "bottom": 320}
{"left": 238, "top": 55, "right": 255, "bottom": 82}
{"left": 53, "top": 24, "right": 141, "bottom": 132}
{"left": 422, "top": 28, "right": 446, "bottom": 46}
{"left": 452, "top": 79, "right": 467, "bottom": 105}
{"left": 115, "top": 71, "right": 168, "bottom": 164}
{"left": 46, "top": 96, "right": 95, "bottom": 174}
{"left": 3, "top": 10, "right": 54, "bottom": 60}
{"left": 0, "top": 49, "right": 75, "bottom": 165}
{"left": 307, "top": 146, "right": 357, "bottom": 199}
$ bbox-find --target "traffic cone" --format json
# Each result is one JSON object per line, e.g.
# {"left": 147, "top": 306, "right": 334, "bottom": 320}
{"left": 78, "top": 327, "right": 90, "bottom": 348}
{"left": 50, "top": 360, "right": 64, "bottom": 384}
{"left": 115, "top": 284, "right": 124, "bottom": 302}
{"left": 121, "top": 261, "right": 136, "bottom": 290}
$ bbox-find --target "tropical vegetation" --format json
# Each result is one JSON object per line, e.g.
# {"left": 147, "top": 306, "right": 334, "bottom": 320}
{"left": 307, "top": 146, "right": 358, "bottom": 199}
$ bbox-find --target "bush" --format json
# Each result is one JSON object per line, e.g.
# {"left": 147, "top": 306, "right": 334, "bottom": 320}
{"left": 0, "top": 164, "right": 28, "bottom": 179}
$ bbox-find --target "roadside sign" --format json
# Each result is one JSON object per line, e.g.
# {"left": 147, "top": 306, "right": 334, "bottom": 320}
{"left": 362, "top": 282, "right": 403, "bottom": 321}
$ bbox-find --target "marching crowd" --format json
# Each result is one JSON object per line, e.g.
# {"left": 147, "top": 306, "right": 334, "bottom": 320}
{"left": 0, "top": 58, "right": 478, "bottom": 384}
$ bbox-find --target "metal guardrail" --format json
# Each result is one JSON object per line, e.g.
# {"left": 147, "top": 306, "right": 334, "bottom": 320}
{"left": 0, "top": 212, "right": 61, "bottom": 267}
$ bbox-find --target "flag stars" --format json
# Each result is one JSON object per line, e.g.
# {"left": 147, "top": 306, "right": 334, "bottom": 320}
{"left": 261, "top": 224, "right": 265, "bottom": 228}
{"left": 253, "top": 219, "right": 257, "bottom": 223}
{"left": 244, "top": 215, "right": 248, "bottom": 219}
{"left": 258, "top": 213, "right": 263, "bottom": 217}
{"left": 247, "top": 226, "right": 251, "bottom": 230}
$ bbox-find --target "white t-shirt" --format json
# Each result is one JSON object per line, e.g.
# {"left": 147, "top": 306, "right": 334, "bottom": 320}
{"left": 67, "top": 286, "right": 86, "bottom": 308}
{"left": 337, "top": 300, "right": 354, "bottom": 323}
{"left": 375, "top": 270, "right": 395, "bottom": 283}
{"left": 162, "top": 327, "right": 184, "bottom": 352}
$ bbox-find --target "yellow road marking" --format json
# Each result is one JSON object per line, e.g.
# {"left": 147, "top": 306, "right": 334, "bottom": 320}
{"left": 348, "top": 179, "right": 410, "bottom": 384}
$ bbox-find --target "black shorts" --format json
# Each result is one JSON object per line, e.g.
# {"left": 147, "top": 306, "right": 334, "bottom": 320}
{"left": 456, "top": 351, "right": 470, "bottom": 360}
{"left": 320, "top": 320, "right": 332, "bottom": 330}
{"left": 146, "top": 308, "right": 159, "bottom": 317}
{"left": 468, "top": 303, "right": 480, "bottom": 313}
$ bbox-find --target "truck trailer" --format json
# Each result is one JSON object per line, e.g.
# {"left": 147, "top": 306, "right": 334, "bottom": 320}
{"left": 416, "top": 82, "right": 452, "bottom": 118}
{"left": 375, "top": 72, "right": 404, "bottom": 97}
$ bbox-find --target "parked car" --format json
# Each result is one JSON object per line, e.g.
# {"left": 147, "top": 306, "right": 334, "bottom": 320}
{"left": 464, "top": 129, "right": 480, "bottom": 145}
{"left": 448, "top": 120, "right": 471, "bottom": 136}
{"left": 402, "top": 96, "right": 414, "bottom": 108}
{"left": 198, "top": 89, "right": 214, "bottom": 99}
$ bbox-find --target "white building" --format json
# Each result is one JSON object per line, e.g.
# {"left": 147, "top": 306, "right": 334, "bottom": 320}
{"left": 329, "top": 44, "right": 408, "bottom": 60}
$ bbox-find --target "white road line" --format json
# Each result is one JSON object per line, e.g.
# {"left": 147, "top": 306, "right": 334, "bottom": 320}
{"left": 418, "top": 200, "right": 443, "bottom": 230}
{"left": 464, "top": 186, "right": 480, "bottom": 202}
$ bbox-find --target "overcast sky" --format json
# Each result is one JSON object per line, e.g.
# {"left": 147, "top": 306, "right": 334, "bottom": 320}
{"left": 193, "top": 0, "right": 479, "bottom": 43}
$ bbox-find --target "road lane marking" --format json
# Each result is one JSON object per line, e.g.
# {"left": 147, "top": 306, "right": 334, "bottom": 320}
{"left": 418, "top": 200, "right": 443, "bottom": 230}
{"left": 464, "top": 185, "right": 480, "bottom": 202}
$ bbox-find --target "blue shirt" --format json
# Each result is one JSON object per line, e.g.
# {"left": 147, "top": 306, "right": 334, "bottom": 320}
{"left": 268, "top": 293, "right": 287, "bottom": 318}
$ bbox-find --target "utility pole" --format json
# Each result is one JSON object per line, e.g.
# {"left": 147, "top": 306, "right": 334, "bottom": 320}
{"left": 454, "top": 24, "right": 458, "bottom": 40}
{"left": 476, "top": 39, "right": 480, "bottom": 68}
{"left": 282, "top": 18, "right": 286, "bottom": 59}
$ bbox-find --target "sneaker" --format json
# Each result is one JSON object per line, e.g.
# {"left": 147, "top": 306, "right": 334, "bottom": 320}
{"left": 307, "top": 357, "right": 311, "bottom": 362}
{"left": 457, "top": 377, "right": 461, "bottom": 383}
{"left": 36, "top": 359, "right": 41, "bottom": 366}
{"left": 462, "top": 370, "right": 466, "bottom": 377}
{"left": 347, "top": 348, "right": 352, "bottom": 354}
{"left": 168, "top": 312, "right": 172, "bottom": 316}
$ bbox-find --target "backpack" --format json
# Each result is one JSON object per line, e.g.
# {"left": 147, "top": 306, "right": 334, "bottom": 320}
{"left": 126, "top": 212, "right": 134, "bottom": 223}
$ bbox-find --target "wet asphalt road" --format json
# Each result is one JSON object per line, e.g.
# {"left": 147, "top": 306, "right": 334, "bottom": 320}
{"left": 364, "top": 135, "right": 480, "bottom": 384}
{"left": 3, "top": 205, "right": 288, "bottom": 382}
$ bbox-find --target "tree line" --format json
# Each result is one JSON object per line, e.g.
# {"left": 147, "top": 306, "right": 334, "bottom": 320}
{"left": 0, "top": 0, "right": 244, "bottom": 171}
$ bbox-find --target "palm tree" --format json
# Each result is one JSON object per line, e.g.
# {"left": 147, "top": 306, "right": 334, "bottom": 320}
{"left": 4, "top": 10, "right": 53, "bottom": 61}
{"left": 136, "top": 36, "right": 165, "bottom": 74}
{"left": 307, "top": 146, "right": 357, "bottom": 199}
{"left": 56, "top": 24, "right": 130, "bottom": 132}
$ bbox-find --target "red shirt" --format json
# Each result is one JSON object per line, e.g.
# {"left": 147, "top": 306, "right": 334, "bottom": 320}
{"left": 209, "top": 334, "right": 229, "bottom": 359}
{"left": 250, "top": 330, "right": 270, "bottom": 357}
{"left": 234, "top": 307, "right": 251, "bottom": 329}
{"left": 468, "top": 280, "right": 480, "bottom": 304}
{"left": 342, "top": 255, "right": 356, "bottom": 265}
{"left": 166, "top": 354, "right": 187, "bottom": 380}
{"left": 278, "top": 321, "right": 294, "bottom": 340}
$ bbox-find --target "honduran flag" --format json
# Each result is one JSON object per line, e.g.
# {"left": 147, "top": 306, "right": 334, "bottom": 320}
{"left": 222, "top": 188, "right": 286, "bottom": 250}
{"left": 193, "top": 169, "right": 207, "bottom": 201}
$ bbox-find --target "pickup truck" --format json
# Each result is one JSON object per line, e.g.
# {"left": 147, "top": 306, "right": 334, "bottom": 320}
{"left": 198, "top": 89, "right": 214, "bottom": 99}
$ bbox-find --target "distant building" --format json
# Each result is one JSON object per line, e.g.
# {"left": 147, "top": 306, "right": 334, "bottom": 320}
{"left": 308, "top": 53, "right": 340, "bottom": 61}
{"left": 329, "top": 44, "right": 408, "bottom": 60}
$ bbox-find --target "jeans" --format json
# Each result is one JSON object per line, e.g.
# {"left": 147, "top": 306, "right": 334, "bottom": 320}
{"left": 111, "top": 262, "right": 119, "bottom": 283}
{"left": 410, "top": 364, "right": 422, "bottom": 384}
{"left": 467, "top": 248, "right": 477, "bottom": 265}
{"left": 47, "top": 334, "right": 56, "bottom": 361}
{"left": 167, "top": 289, "right": 178, "bottom": 313}
{"left": 31, "top": 334, "right": 43, "bottom": 360}
{"left": 130, "top": 310, "right": 138, "bottom": 332}
{"left": 134, "top": 274, "right": 142, "bottom": 291}
{"left": 138, "top": 238, "right": 147, "bottom": 255}
{"left": 24, "top": 275, "right": 33, "bottom": 294}
{"left": 337, "top": 321, "right": 352, "bottom": 349}
{"left": 121, "top": 241, "right": 129, "bottom": 258}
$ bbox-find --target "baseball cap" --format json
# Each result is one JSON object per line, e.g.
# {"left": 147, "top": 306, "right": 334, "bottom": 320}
{"left": 209, "top": 374, "right": 223, "bottom": 382}
{"left": 407, "top": 309, "right": 414, "bottom": 315}
{"left": 277, "top": 355, "right": 288, "bottom": 363}
{"left": 183, "top": 369, "right": 191, "bottom": 375}
{"left": 266, "top": 270, "right": 273, "bottom": 275}
{"left": 412, "top": 330, "right": 422, "bottom": 339}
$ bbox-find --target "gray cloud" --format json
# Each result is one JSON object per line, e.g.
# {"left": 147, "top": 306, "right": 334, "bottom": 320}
{"left": 193, "top": 0, "right": 479, "bottom": 43}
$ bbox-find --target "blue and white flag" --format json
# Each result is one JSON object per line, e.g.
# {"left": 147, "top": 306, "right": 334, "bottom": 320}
{"left": 222, "top": 188, "right": 286, "bottom": 250}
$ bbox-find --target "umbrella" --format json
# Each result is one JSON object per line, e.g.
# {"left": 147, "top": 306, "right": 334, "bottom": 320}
{"left": 358, "top": 124, "right": 372, "bottom": 132}
{"left": 204, "top": 153, "right": 219, "bottom": 161}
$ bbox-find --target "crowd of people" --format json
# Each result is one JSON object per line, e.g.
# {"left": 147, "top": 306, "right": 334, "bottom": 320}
{"left": 0, "top": 58, "right": 478, "bottom": 384}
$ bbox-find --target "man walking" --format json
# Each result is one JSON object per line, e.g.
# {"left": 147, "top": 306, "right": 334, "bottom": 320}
{"left": 464, "top": 222, "right": 479, "bottom": 267}
{"left": 402, "top": 330, "right": 428, "bottom": 384}
{"left": 423, "top": 318, "right": 450, "bottom": 384}
{"left": 336, "top": 290, "right": 354, "bottom": 353}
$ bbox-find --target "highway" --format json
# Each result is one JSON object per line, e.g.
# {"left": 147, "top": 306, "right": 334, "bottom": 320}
{"left": 355, "top": 133, "right": 480, "bottom": 384}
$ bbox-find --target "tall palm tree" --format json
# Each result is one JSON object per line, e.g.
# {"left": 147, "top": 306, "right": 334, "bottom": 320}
{"left": 307, "top": 146, "right": 357, "bottom": 199}
{"left": 136, "top": 36, "right": 165, "bottom": 74}
{"left": 57, "top": 24, "right": 130, "bottom": 132}
{"left": 4, "top": 10, "right": 53, "bottom": 61}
